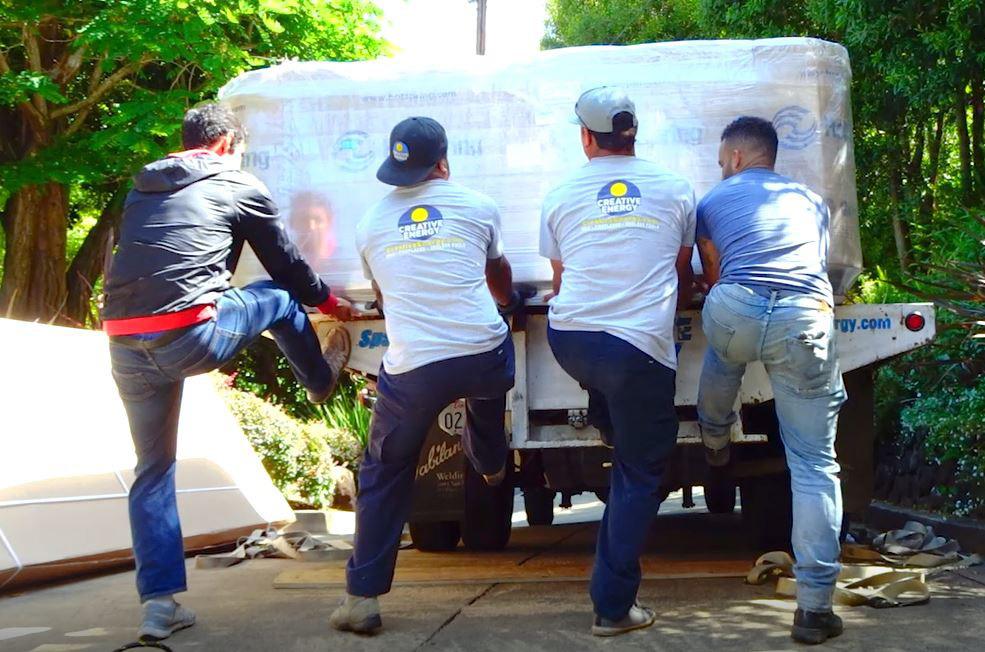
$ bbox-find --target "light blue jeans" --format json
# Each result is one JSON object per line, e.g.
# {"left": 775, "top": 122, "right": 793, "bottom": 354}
{"left": 697, "top": 282, "right": 847, "bottom": 612}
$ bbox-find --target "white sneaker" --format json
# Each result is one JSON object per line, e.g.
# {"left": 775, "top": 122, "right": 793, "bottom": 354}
{"left": 591, "top": 601, "right": 656, "bottom": 637}
{"left": 330, "top": 595, "right": 382, "bottom": 634}
{"left": 308, "top": 327, "right": 351, "bottom": 404}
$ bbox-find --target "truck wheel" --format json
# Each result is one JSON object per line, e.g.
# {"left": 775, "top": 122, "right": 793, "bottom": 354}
{"left": 740, "top": 473, "right": 793, "bottom": 550}
{"left": 523, "top": 486, "right": 555, "bottom": 526}
{"left": 409, "top": 520, "right": 461, "bottom": 552}
{"left": 461, "top": 461, "right": 514, "bottom": 551}
{"left": 703, "top": 479, "right": 737, "bottom": 514}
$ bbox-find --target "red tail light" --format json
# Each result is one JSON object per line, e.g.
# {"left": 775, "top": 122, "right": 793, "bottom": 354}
{"left": 904, "top": 312, "right": 926, "bottom": 332}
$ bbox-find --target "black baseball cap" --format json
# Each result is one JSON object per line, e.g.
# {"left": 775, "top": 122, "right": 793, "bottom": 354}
{"left": 376, "top": 117, "right": 448, "bottom": 186}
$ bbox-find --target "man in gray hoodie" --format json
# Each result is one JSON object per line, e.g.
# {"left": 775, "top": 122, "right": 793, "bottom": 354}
{"left": 102, "top": 103, "right": 352, "bottom": 642}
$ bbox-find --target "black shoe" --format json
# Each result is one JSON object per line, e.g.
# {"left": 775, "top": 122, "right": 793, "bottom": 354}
{"left": 704, "top": 443, "right": 730, "bottom": 467}
{"left": 791, "top": 608, "right": 843, "bottom": 645}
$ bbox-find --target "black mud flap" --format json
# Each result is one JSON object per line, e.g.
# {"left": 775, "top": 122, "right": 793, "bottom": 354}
{"left": 410, "top": 407, "right": 467, "bottom": 524}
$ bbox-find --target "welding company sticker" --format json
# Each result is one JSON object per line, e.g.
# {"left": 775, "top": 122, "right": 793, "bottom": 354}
{"left": 597, "top": 180, "right": 642, "bottom": 216}
{"left": 392, "top": 140, "right": 409, "bottom": 162}
{"left": 398, "top": 205, "right": 443, "bottom": 241}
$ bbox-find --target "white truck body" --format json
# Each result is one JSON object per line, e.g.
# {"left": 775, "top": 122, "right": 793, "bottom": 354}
{"left": 332, "top": 303, "right": 935, "bottom": 447}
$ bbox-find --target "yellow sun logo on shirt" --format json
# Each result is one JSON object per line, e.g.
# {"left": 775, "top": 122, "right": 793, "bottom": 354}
{"left": 398, "top": 204, "right": 443, "bottom": 241}
{"left": 596, "top": 179, "right": 642, "bottom": 216}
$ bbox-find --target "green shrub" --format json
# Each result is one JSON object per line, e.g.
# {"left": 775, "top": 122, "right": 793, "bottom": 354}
{"left": 312, "top": 373, "right": 371, "bottom": 451}
{"left": 901, "top": 376, "right": 985, "bottom": 517}
{"left": 218, "top": 380, "right": 337, "bottom": 509}
{"left": 319, "top": 424, "right": 366, "bottom": 473}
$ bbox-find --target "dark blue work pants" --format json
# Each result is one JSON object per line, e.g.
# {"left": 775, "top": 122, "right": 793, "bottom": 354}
{"left": 346, "top": 337, "right": 515, "bottom": 597}
{"left": 548, "top": 327, "right": 678, "bottom": 621}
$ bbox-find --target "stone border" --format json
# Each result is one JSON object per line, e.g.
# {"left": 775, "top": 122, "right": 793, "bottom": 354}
{"left": 866, "top": 501, "right": 985, "bottom": 554}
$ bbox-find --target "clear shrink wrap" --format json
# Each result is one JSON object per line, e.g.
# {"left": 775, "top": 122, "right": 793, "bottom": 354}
{"left": 220, "top": 38, "right": 863, "bottom": 301}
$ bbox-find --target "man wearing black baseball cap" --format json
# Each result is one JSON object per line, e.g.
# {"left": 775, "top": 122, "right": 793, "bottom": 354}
{"left": 541, "top": 87, "right": 697, "bottom": 636}
{"left": 331, "top": 116, "right": 524, "bottom": 634}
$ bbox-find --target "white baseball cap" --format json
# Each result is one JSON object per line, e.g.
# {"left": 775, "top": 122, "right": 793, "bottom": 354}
{"left": 571, "top": 86, "right": 638, "bottom": 133}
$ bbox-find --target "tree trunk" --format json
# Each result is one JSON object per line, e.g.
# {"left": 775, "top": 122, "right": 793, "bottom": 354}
{"left": 970, "top": 78, "right": 984, "bottom": 201}
{"left": 0, "top": 183, "right": 68, "bottom": 322}
{"left": 887, "top": 123, "right": 910, "bottom": 270}
{"left": 955, "top": 86, "right": 974, "bottom": 206}
{"left": 64, "top": 186, "right": 126, "bottom": 327}
{"left": 907, "top": 121, "right": 925, "bottom": 192}
{"left": 920, "top": 112, "right": 946, "bottom": 220}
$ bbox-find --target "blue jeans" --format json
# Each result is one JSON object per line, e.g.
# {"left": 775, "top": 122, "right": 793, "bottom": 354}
{"left": 347, "top": 337, "right": 515, "bottom": 597}
{"left": 548, "top": 327, "right": 678, "bottom": 622}
{"left": 697, "top": 283, "right": 847, "bottom": 612}
{"left": 109, "top": 281, "right": 333, "bottom": 601}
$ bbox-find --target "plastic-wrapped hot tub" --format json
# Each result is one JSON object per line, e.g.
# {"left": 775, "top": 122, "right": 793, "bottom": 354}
{"left": 220, "top": 38, "right": 863, "bottom": 302}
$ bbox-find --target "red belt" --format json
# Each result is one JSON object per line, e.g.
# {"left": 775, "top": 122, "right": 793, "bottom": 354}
{"left": 104, "top": 304, "right": 217, "bottom": 337}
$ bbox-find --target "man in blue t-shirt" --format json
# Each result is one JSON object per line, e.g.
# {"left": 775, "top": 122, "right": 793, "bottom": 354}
{"left": 695, "top": 116, "right": 847, "bottom": 645}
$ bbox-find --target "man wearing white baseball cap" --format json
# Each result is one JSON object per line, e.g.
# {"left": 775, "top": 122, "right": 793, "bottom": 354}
{"left": 540, "top": 87, "right": 696, "bottom": 636}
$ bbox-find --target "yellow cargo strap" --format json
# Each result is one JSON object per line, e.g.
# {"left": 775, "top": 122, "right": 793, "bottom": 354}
{"left": 746, "top": 549, "right": 981, "bottom": 608}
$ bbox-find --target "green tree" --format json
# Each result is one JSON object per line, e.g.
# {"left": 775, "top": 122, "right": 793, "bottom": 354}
{"left": 0, "top": 0, "right": 385, "bottom": 325}
{"left": 543, "top": 0, "right": 705, "bottom": 47}
{"left": 546, "top": 0, "right": 985, "bottom": 276}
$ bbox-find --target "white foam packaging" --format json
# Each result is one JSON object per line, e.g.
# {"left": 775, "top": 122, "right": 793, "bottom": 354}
{"left": 220, "top": 37, "right": 863, "bottom": 301}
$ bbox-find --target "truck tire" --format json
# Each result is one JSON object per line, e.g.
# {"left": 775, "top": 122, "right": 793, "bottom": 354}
{"left": 523, "top": 486, "right": 555, "bottom": 526}
{"left": 703, "top": 479, "right": 737, "bottom": 514}
{"left": 409, "top": 520, "right": 461, "bottom": 552}
{"left": 740, "top": 473, "right": 793, "bottom": 550}
{"left": 461, "top": 461, "right": 514, "bottom": 551}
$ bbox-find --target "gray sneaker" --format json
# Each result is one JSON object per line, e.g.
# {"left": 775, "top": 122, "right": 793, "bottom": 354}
{"left": 591, "top": 601, "right": 656, "bottom": 637}
{"left": 330, "top": 595, "right": 382, "bottom": 634}
{"left": 138, "top": 599, "right": 196, "bottom": 641}
{"left": 308, "top": 327, "right": 351, "bottom": 404}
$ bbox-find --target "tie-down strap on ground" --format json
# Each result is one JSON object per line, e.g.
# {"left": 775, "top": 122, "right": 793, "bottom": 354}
{"left": 194, "top": 528, "right": 353, "bottom": 569}
{"left": 745, "top": 548, "right": 982, "bottom": 608}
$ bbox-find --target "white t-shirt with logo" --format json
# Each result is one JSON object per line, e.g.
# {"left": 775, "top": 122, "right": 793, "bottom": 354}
{"left": 355, "top": 179, "right": 509, "bottom": 375}
{"left": 540, "top": 155, "right": 696, "bottom": 369}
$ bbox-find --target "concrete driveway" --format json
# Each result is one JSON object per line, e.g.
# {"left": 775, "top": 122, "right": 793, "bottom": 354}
{"left": 2, "top": 495, "right": 984, "bottom": 651}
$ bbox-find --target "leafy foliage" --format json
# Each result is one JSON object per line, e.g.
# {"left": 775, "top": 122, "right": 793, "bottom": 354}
{"left": 219, "top": 379, "right": 341, "bottom": 509}
{"left": 224, "top": 334, "right": 370, "bottom": 470}
{"left": 0, "top": 1, "right": 386, "bottom": 323}
{"left": 311, "top": 373, "right": 371, "bottom": 452}
{"left": 900, "top": 375, "right": 985, "bottom": 517}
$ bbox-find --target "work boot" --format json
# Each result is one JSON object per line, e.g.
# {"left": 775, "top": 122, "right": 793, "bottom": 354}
{"left": 330, "top": 595, "right": 382, "bottom": 634}
{"left": 308, "top": 327, "right": 351, "bottom": 404}
{"left": 137, "top": 597, "right": 196, "bottom": 641}
{"left": 791, "top": 608, "right": 844, "bottom": 645}
{"left": 591, "top": 601, "right": 656, "bottom": 637}
{"left": 483, "top": 465, "right": 506, "bottom": 487}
